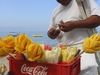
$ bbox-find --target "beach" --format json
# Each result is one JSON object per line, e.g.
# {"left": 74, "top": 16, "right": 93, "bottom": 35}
{"left": 0, "top": 57, "right": 9, "bottom": 74}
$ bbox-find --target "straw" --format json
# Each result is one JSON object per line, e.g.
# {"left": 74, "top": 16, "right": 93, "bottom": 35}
{"left": 8, "top": 53, "right": 16, "bottom": 59}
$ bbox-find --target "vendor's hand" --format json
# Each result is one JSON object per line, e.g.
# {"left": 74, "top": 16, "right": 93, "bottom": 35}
{"left": 58, "top": 21, "right": 75, "bottom": 32}
{"left": 47, "top": 28, "right": 60, "bottom": 39}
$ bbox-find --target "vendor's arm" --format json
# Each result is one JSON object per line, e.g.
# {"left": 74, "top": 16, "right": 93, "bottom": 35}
{"left": 58, "top": 15, "right": 100, "bottom": 32}
{"left": 47, "top": 28, "right": 60, "bottom": 39}
{"left": 47, "top": 7, "right": 61, "bottom": 39}
{"left": 47, "top": 17, "right": 61, "bottom": 39}
{"left": 75, "top": 15, "right": 100, "bottom": 28}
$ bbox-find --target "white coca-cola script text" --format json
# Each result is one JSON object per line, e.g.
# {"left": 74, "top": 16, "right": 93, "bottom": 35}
{"left": 21, "top": 64, "right": 48, "bottom": 75}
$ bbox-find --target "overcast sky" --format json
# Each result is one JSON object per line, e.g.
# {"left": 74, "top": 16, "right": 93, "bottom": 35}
{"left": 0, "top": 0, "right": 100, "bottom": 32}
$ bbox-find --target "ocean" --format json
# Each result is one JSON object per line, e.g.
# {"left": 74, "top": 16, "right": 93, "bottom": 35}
{"left": 0, "top": 27, "right": 57, "bottom": 46}
{"left": 1, "top": 27, "right": 100, "bottom": 47}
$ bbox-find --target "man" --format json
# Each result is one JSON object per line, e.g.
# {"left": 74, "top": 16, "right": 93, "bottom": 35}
{"left": 47, "top": 0, "right": 100, "bottom": 75}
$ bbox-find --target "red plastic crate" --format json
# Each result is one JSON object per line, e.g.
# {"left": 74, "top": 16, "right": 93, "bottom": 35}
{"left": 7, "top": 56, "right": 81, "bottom": 75}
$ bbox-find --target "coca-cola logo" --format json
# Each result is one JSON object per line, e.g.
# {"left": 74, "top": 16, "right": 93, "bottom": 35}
{"left": 21, "top": 64, "right": 48, "bottom": 75}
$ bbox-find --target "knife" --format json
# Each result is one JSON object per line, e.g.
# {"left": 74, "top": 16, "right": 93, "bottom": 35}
{"left": 74, "top": 49, "right": 81, "bottom": 57}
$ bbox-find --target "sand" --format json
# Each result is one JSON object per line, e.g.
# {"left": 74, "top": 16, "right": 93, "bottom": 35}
{"left": 0, "top": 56, "right": 9, "bottom": 74}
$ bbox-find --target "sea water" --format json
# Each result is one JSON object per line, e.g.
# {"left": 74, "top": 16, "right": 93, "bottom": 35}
{"left": 0, "top": 27, "right": 57, "bottom": 46}
{"left": 1, "top": 27, "right": 99, "bottom": 46}
{"left": 27, "top": 31, "right": 58, "bottom": 46}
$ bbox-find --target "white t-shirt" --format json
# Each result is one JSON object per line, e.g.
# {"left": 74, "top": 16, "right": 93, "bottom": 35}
{"left": 48, "top": 0, "right": 100, "bottom": 46}
{"left": 48, "top": 0, "right": 100, "bottom": 73}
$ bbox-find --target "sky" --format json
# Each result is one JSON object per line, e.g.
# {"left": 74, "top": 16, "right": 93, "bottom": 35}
{"left": 0, "top": 0, "right": 100, "bottom": 32}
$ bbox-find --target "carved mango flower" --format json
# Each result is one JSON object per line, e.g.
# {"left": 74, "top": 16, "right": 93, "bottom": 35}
{"left": 3, "top": 35, "right": 17, "bottom": 54}
{"left": 0, "top": 37, "right": 8, "bottom": 58}
{"left": 26, "top": 43, "right": 44, "bottom": 62}
{"left": 14, "top": 34, "right": 33, "bottom": 53}
{"left": 82, "top": 33, "right": 100, "bottom": 53}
